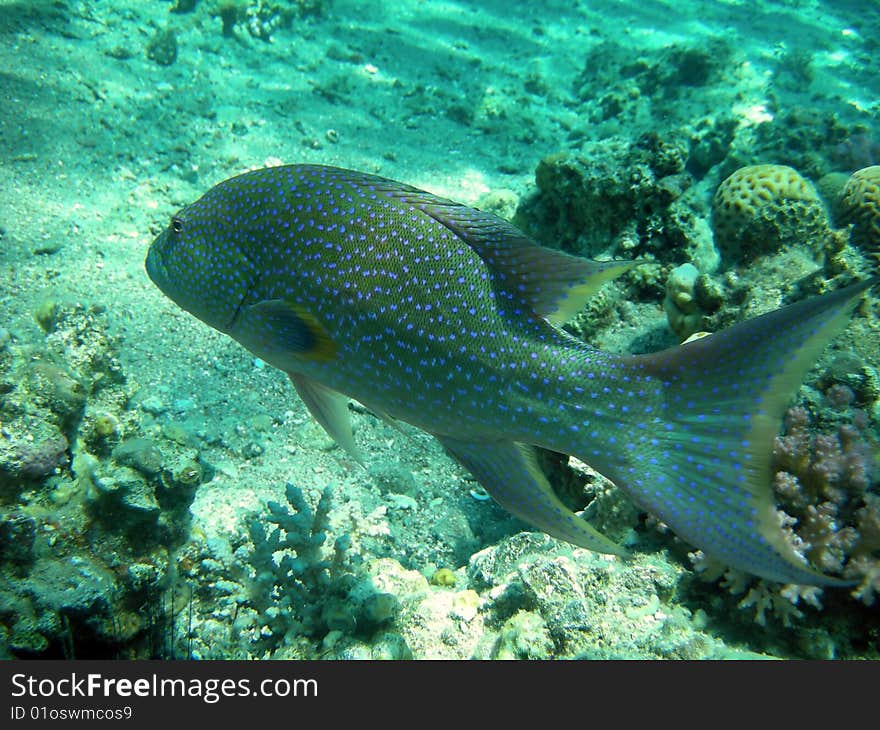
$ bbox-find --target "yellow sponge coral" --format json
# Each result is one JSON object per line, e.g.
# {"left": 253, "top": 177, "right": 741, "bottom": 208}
{"left": 712, "top": 164, "right": 831, "bottom": 264}
{"left": 838, "top": 165, "right": 880, "bottom": 262}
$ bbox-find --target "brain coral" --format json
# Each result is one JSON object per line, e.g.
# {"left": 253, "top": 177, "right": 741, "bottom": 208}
{"left": 711, "top": 164, "right": 831, "bottom": 264}
{"left": 838, "top": 165, "right": 880, "bottom": 263}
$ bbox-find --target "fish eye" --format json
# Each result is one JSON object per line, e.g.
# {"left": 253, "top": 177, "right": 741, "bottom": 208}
{"left": 171, "top": 215, "right": 184, "bottom": 233}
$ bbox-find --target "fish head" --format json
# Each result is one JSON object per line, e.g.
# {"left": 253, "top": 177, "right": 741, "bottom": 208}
{"left": 145, "top": 201, "right": 258, "bottom": 334}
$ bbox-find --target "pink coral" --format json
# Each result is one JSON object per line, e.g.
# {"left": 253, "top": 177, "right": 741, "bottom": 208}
{"left": 856, "top": 494, "right": 880, "bottom": 551}
{"left": 799, "top": 502, "right": 859, "bottom": 573}
{"left": 770, "top": 403, "right": 879, "bottom": 606}
{"left": 848, "top": 555, "right": 880, "bottom": 605}
{"left": 773, "top": 408, "right": 875, "bottom": 498}
{"left": 15, "top": 434, "right": 69, "bottom": 481}
{"left": 825, "top": 383, "right": 855, "bottom": 409}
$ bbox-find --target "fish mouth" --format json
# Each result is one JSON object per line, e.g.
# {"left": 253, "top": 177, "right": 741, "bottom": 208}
{"left": 144, "top": 236, "right": 166, "bottom": 290}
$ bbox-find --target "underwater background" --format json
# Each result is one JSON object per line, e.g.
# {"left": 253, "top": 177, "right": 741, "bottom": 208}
{"left": 0, "top": 0, "right": 878, "bottom": 660}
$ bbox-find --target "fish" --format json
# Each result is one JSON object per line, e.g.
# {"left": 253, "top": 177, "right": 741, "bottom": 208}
{"left": 145, "top": 163, "right": 877, "bottom": 586}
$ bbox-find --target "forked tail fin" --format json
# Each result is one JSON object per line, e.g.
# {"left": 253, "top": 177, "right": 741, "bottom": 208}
{"left": 599, "top": 278, "right": 876, "bottom": 585}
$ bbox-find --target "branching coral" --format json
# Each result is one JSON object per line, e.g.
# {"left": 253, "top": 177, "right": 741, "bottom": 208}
{"left": 773, "top": 406, "right": 874, "bottom": 506}
{"left": 770, "top": 398, "right": 878, "bottom": 603}
{"left": 513, "top": 134, "right": 692, "bottom": 259}
{"left": 736, "top": 581, "right": 823, "bottom": 628}
{"left": 244, "top": 483, "right": 355, "bottom": 647}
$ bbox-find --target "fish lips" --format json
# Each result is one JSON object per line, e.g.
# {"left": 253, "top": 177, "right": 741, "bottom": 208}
{"left": 144, "top": 233, "right": 166, "bottom": 290}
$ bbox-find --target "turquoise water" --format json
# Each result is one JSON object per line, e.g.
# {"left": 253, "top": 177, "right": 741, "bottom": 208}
{"left": 0, "top": 0, "right": 877, "bottom": 659}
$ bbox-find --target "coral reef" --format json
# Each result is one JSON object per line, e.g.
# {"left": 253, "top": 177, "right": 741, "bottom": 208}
{"left": 159, "top": 482, "right": 424, "bottom": 658}
{"left": 146, "top": 28, "right": 178, "bottom": 66}
{"left": 172, "top": 0, "right": 199, "bottom": 13}
{"left": 430, "top": 567, "right": 457, "bottom": 587}
{"left": 467, "top": 533, "right": 729, "bottom": 659}
{"left": 772, "top": 400, "right": 878, "bottom": 599}
{"left": 0, "top": 509, "right": 36, "bottom": 577}
{"left": 0, "top": 302, "right": 123, "bottom": 494}
{"left": 0, "top": 302, "right": 206, "bottom": 658}
{"left": 513, "top": 134, "right": 693, "bottom": 260}
{"left": 744, "top": 109, "right": 855, "bottom": 182}
{"left": 662, "top": 263, "right": 724, "bottom": 341}
{"left": 491, "top": 610, "right": 554, "bottom": 659}
{"left": 232, "top": 482, "right": 412, "bottom": 655}
{"left": 838, "top": 165, "right": 880, "bottom": 264}
{"left": 211, "top": 0, "right": 329, "bottom": 41}
{"left": 711, "top": 164, "right": 833, "bottom": 265}
{"left": 816, "top": 172, "right": 851, "bottom": 225}
{"left": 571, "top": 39, "right": 732, "bottom": 134}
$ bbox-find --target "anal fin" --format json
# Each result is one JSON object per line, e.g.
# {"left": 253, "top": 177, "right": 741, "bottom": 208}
{"left": 436, "top": 435, "right": 626, "bottom": 556}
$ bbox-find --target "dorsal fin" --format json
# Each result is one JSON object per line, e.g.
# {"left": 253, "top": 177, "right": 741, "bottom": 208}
{"left": 415, "top": 200, "right": 637, "bottom": 324}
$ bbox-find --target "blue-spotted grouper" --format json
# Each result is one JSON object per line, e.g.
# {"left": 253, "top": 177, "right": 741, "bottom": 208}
{"left": 145, "top": 164, "right": 877, "bottom": 585}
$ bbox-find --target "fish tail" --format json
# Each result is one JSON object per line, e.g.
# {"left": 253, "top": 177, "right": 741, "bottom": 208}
{"left": 576, "top": 278, "right": 876, "bottom": 585}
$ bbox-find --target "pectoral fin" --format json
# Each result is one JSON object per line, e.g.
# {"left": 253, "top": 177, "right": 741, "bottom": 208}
{"left": 436, "top": 435, "right": 626, "bottom": 556}
{"left": 232, "top": 299, "right": 337, "bottom": 362}
{"left": 289, "top": 373, "right": 362, "bottom": 463}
